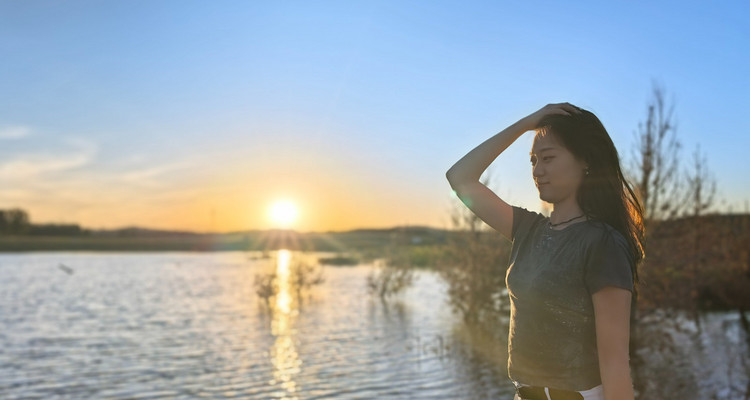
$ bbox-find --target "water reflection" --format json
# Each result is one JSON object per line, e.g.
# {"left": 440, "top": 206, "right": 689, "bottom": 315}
{"left": 269, "top": 249, "right": 301, "bottom": 399}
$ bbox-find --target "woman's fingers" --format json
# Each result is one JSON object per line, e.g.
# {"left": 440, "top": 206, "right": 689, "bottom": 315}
{"left": 565, "top": 103, "right": 583, "bottom": 114}
{"left": 557, "top": 104, "right": 575, "bottom": 115}
{"left": 556, "top": 103, "right": 582, "bottom": 115}
{"left": 526, "top": 103, "right": 582, "bottom": 130}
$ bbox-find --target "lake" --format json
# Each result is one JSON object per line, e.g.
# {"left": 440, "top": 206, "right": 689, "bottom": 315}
{"left": 0, "top": 251, "right": 515, "bottom": 399}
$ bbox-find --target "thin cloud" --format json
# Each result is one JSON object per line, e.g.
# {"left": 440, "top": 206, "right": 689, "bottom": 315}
{"left": 0, "top": 137, "right": 97, "bottom": 180}
{"left": 119, "top": 162, "right": 193, "bottom": 187}
{"left": 0, "top": 126, "right": 32, "bottom": 139}
{"left": 0, "top": 153, "right": 91, "bottom": 180}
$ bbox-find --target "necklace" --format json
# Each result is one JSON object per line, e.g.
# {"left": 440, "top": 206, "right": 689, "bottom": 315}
{"left": 536, "top": 214, "right": 588, "bottom": 253}
{"left": 548, "top": 214, "right": 586, "bottom": 228}
{"left": 537, "top": 214, "right": 586, "bottom": 252}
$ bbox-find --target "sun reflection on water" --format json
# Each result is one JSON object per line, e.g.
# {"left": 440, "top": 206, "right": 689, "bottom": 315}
{"left": 269, "top": 249, "right": 301, "bottom": 399}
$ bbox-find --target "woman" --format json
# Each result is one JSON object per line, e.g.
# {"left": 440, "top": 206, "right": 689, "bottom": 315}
{"left": 445, "top": 103, "right": 644, "bottom": 400}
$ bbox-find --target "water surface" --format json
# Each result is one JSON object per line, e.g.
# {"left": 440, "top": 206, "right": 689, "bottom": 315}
{"left": 0, "top": 251, "right": 514, "bottom": 399}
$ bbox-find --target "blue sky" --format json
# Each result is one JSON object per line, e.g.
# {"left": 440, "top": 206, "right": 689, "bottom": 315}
{"left": 0, "top": 1, "right": 748, "bottom": 232}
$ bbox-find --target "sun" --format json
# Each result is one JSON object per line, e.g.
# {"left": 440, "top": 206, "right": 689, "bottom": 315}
{"left": 268, "top": 199, "right": 299, "bottom": 228}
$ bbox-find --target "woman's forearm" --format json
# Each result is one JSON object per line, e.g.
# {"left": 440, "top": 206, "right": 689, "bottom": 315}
{"left": 445, "top": 117, "right": 531, "bottom": 185}
{"left": 600, "top": 361, "right": 635, "bottom": 400}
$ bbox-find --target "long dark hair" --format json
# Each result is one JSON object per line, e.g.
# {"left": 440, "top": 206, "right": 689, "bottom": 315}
{"left": 535, "top": 106, "right": 645, "bottom": 302}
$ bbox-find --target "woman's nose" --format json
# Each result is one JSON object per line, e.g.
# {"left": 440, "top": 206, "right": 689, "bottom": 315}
{"left": 532, "top": 163, "right": 544, "bottom": 177}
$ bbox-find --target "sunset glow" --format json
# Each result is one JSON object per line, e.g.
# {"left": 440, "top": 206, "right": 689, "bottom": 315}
{"left": 1, "top": 2, "right": 746, "bottom": 234}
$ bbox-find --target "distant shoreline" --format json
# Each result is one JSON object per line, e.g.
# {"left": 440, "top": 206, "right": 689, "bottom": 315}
{"left": 0, "top": 235, "right": 253, "bottom": 252}
{"left": 0, "top": 226, "right": 446, "bottom": 252}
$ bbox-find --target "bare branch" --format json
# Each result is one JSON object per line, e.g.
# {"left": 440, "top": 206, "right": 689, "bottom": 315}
{"left": 626, "top": 81, "right": 686, "bottom": 225}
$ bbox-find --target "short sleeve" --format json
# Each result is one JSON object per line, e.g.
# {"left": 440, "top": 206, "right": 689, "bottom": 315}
{"left": 511, "top": 206, "right": 545, "bottom": 242}
{"left": 584, "top": 229, "right": 634, "bottom": 295}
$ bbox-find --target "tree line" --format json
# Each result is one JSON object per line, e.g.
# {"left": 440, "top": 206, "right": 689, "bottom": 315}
{"left": 0, "top": 208, "right": 88, "bottom": 236}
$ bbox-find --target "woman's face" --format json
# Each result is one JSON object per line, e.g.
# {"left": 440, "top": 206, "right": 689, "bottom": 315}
{"left": 530, "top": 131, "right": 588, "bottom": 205}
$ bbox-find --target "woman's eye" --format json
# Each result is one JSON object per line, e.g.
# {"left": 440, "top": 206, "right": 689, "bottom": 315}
{"left": 543, "top": 156, "right": 554, "bottom": 162}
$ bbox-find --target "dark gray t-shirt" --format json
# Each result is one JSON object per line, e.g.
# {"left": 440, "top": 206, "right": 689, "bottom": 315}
{"left": 505, "top": 205, "right": 635, "bottom": 391}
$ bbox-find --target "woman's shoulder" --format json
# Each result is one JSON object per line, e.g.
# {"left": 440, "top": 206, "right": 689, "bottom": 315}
{"left": 510, "top": 205, "right": 548, "bottom": 241}
{"left": 511, "top": 205, "right": 546, "bottom": 217}
{"left": 510, "top": 205, "right": 549, "bottom": 226}
{"left": 580, "top": 219, "right": 632, "bottom": 259}
{"left": 580, "top": 219, "right": 628, "bottom": 246}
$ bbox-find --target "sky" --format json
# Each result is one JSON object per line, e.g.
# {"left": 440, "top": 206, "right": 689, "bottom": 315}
{"left": 0, "top": 0, "right": 748, "bottom": 233}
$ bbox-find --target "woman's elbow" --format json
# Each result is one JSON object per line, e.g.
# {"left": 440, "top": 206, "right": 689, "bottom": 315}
{"left": 446, "top": 169, "right": 461, "bottom": 188}
{"left": 445, "top": 169, "right": 473, "bottom": 189}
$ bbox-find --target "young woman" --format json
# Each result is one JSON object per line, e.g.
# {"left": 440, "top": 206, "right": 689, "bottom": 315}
{"left": 445, "top": 103, "right": 644, "bottom": 400}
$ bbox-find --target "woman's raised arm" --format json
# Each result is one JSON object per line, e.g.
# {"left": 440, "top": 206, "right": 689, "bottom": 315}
{"left": 445, "top": 103, "right": 580, "bottom": 240}
{"left": 445, "top": 117, "right": 530, "bottom": 240}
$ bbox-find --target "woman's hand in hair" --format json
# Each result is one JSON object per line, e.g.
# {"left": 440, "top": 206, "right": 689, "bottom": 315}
{"left": 522, "top": 103, "right": 582, "bottom": 130}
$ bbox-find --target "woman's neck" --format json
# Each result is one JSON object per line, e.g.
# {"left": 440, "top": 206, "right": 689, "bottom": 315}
{"left": 549, "top": 199, "right": 586, "bottom": 227}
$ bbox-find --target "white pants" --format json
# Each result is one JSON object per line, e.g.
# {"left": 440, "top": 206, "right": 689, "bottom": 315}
{"left": 512, "top": 383, "right": 604, "bottom": 400}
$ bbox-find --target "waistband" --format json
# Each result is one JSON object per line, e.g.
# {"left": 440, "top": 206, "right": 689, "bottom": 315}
{"left": 512, "top": 379, "right": 603, "bottom": 399}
